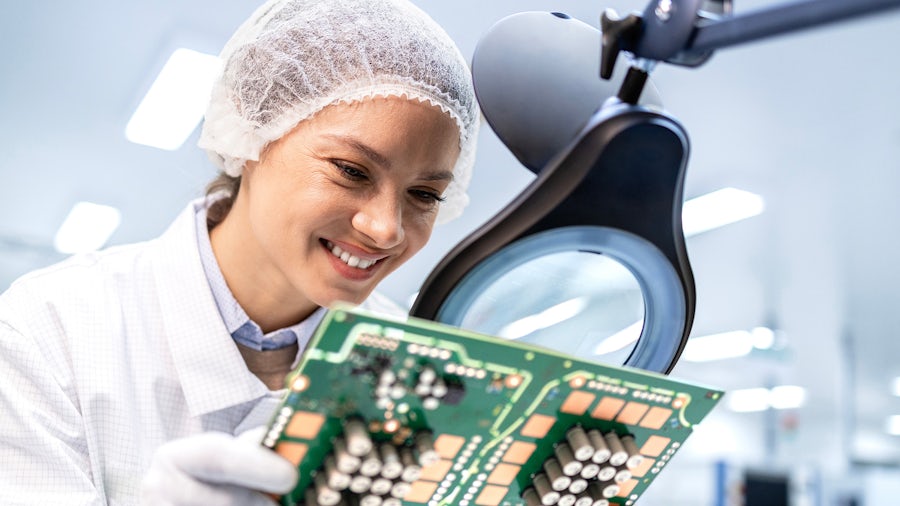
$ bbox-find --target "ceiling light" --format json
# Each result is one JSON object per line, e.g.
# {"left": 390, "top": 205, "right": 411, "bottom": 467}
{"left": 682, "top": 187, "right": 765, "bottom": 237}
{"left": 887, "top": 415, "right": 900, "bottom": 436}
{"left": 682, "top": 330, "right": 754, "bottom": 362}
{"left": 727, "top": 387, "right": 771, "bottom": 413}
{"left": 498, "top": 297, "right": 588, "bottom": 340}
{"left": 750, "top": 326, "right": 776, "bottom": 350}
{"left": 727, "top": 385, "right": 807, "bottom": 413}
{"left": 54, "top": 202, "right": 122, "bottom": 254}
{"left": 125, "top": 48, "right": 221, "bottom": 151}
{"left": 769, "top": 385, "right": 806, "bottom": 410}
{"left": 592, "top": 319, "right": 643, "bottom": 355}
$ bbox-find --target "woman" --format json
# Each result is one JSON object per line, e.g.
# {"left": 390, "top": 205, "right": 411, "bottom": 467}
{"left": 0, "top": 0, "right": 479, "bottom": 504}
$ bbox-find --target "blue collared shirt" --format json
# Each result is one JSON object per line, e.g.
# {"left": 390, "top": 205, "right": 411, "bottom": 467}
{"left": 194, "top": 201, "right": 325, "bottom": 351}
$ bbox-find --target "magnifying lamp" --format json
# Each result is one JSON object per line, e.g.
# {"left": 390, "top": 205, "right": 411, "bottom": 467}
{"left": 411, "top": 12, "right": 693, "bottom": 374}
{"left": 411, "top": 0, "right": 900, "bottom": 374}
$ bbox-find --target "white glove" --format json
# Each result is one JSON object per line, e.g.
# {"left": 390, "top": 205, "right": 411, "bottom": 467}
{"left": 140, "top": 428, "right": 298, "bottom": 506}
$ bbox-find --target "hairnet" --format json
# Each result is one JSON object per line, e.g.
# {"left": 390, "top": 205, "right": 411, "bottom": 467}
{"left": 198, "top": 0, "right": 480, "bottom": 223}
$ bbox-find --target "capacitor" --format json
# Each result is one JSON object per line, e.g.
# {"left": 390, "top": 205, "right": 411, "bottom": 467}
{"left": 419, "top": 365, "right": 437, "bottom": 385}
{"left": 399, "top": 447, "right": 422, "bottom": 482}
{"left": 422, "top": 397, "right": 440, "bottom": 410}
{"left": 333, "top": 438, "right": 362, "bottom": 474}
{"left": 580, "top": 462, "right": 600, "bottom": 480}
{"left": 370, "top": 477, "right": 393, "bottom": 496}
{"left": 414, "top": 382, "right": 432, "bottom": 396}
{"left": 344, "top": 418, "right": 374, "bottom": 457}
{"left": 348, "top": 474, "right": 372, "bottom": 494}
{"left": 596, "top": 465, "right": 616, "bottom": 482}
{"left": 574, "top": 495, "right": 594, "bottom": 506}
{"left": 565, "top": 427, "right": 594, "bottom": 461}
{"left": 414, "top": 430, "right": 439, "bottom": 467}
{"left": 557, "top": 494, "right": 577, "bottom": 506}
{"left": 358, "top": 447, "right": 383, "bottom": 477}
{"left": 600, "top": 482, "right": 620, "bottom": 499}
{"left": 390, "top": 480, "right": 412, "bottom": 499}
{"left": 382, "top": 499, "right": 402, "bottom": 506}
{"left": 533, "top": 474, "right": 561, "bottom": 506}
{"left": 568, "top": 478, "right": 588, "bottom": 495}
{"left": 305, "top": 487, "right": 322, "bottom": 506}
{"left": 389, "top": 383, "right": 407, "bottom": 399}
{"left": 587, "top": 429, "right": 611, "bottom": 464}
{"left": 324, "top": 456, "right": 351, "bottom": 491}
{"left": 379, "top": 443, "right": 403, "bottom": 479}
{"left": 603, "top": 432, "right": 628, "bottom": 467}
{"left": 614, "top": 468, "right": 632, "bottom": 484}
{"left": 431, "top": 378, "right": 448, "bottom": 398}
{"left": 359, "top": 494, "right": 382, "bottom": 506}
{"left": 522, "top": 488, "right": 543, "bottom": 506}
{"left": 374, "top": 384, "right": 391, "bottom": 398}
{"left": 543, "top": 458, "right": 572, "bottom": 491}
{"left": 554, "top": 442, "right": 583, "bottom": 477}
{"left": 620, "top": 435, "right": 644, "bottom": 469}
{"left": 314, "top": 472, "right": 343, "bottom": 506}
{"left": 588, "top": 480, "right": 620, "bottom": 501}
{"left": 378, "top": 369, "right": 396, "bottom": 385}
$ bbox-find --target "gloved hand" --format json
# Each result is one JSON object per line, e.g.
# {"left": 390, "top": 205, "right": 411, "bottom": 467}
{"left": 140, "top": 427, "right": 298, "bottom": 506}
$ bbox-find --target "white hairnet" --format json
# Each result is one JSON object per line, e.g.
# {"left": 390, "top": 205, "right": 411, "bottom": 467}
{"left": 198, "top": 0, "right": 480, "bottom": 223}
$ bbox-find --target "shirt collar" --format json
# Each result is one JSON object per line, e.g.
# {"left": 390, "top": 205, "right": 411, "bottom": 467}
{"left": 194, "top": 199, "right": 326, "bottom": 351}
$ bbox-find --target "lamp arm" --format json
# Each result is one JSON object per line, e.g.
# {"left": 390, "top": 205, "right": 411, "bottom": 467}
{"left": 602, "top": 0, "right": 900, "bottom": 82}
{"left": 687, "top": 0, "right": 900, "bottom": 55}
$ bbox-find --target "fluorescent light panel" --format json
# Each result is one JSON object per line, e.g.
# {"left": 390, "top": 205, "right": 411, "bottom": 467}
{"left": 887, "top": 415, "right": 900, "bottom": 436}
{"left": 728, "top": 385, "right": 806, "bottom": 413}
{"left": 54, "top": 202, "right": 122, "bottom": 254}
{"left": 682, "top": 187, "right": 765, "bottom": 237}
{"left": 681, "top": 326, "right": 775, "bottom": 362}
{"left": 593, "top": 319, "right": 643, "bottom": 356}
{"left": 125, "top": 48, "right": 220, "bottom": 151}
{"left": 498, "top": 297, "right": 588, "bottom": 340}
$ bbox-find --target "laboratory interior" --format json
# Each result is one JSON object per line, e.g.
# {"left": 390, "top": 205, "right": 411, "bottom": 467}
{"left": 3, "top": 1, "right": 900, "bottom": 505}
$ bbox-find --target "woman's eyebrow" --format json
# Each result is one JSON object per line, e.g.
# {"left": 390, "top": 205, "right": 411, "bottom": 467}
{"left": 322, "top": 133, "right": 454, "bottom": 182}
{"left": 421, "top": 170, "right": 454, "bottom": 183}
{"left": 323, "top": 134, "right": 391, "bottom": 169}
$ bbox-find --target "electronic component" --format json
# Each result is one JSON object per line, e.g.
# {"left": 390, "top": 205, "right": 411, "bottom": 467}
{"left": 264, "top": 306, "right": 722, "bottom": 505}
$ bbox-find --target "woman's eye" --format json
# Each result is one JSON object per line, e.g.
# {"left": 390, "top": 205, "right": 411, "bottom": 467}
{"left": 334, "top": 161, "right": 367, "bottom": 181}
{"left": 410, "top": 189, "right": 446, "bottom": 204}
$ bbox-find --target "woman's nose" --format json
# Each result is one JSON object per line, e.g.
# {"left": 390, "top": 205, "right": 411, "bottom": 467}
{"left": 352, "top": 194, "right": 405, "bottom": 248}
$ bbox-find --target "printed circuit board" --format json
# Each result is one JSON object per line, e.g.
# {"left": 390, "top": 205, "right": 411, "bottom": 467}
{"left": 263, "top": 306, "right": 722, "bottom": 506}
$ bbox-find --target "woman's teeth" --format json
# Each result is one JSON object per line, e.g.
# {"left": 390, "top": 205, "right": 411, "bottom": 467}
{"left": 326, "top": 242, "right": 376, "bottom": 269}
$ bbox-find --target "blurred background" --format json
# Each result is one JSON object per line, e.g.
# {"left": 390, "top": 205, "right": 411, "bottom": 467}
{"left": 2, "top": 1, "right": 900, "bottom": 504}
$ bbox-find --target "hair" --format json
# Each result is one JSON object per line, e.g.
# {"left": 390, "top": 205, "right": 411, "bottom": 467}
{"left": 205, "top": 172, "right": 242, "bottom": 230}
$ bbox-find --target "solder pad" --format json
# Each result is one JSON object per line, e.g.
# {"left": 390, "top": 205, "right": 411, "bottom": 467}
{"left": 264, "top": 306, "right": 722, "bottom": 506}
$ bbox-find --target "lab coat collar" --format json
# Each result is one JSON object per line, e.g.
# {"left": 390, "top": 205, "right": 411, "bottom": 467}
{"left": 151, "top": 198, "right": 270, "bottom": 417}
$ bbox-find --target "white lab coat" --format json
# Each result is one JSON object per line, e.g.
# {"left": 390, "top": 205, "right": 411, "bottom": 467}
{"left": 0, "top": 198, "right": 405, "bottom": 506}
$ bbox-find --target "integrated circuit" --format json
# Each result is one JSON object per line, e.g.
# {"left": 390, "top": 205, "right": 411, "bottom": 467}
{"left": 263, "top": 306, "right": 722, "bottom": 506}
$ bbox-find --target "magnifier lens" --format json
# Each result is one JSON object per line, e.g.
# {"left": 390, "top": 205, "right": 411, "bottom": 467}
{"left": 455, "top": 252, "right": 645, "bottom": 365}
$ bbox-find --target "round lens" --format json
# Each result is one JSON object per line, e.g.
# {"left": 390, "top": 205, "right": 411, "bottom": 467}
{"left": 454, "top": 251, "right": 645, "bottom": 365}
{"left": 434, "top": 226, "right": 686, "bottom": 372}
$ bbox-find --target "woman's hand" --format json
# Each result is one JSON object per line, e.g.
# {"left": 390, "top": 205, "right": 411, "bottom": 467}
{"left": 140, "top": 428, "right": 297, "bottom": 506}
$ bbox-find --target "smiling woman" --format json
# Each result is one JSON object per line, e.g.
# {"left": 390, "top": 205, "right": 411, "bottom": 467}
{"left": 0, "top": 0, "right": 478, "bottom": 504}
{"left": 212, "top": 97, "right": 461, "bottom": 334}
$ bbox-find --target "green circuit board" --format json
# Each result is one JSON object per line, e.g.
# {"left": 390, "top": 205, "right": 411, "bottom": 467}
{"left": 263, "top": 306, "right": 722, "bottom": 506}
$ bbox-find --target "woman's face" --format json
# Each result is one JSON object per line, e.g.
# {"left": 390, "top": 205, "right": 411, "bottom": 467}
{"left": 216, "top": 97, "right": 460, "bottom": 323}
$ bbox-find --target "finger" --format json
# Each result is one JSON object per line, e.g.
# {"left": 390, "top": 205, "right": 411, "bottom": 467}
{"left": 160, "top": 432, "right": 298, "bottom": 493}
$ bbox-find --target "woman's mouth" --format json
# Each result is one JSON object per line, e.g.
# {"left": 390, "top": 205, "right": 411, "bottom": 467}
{"left": 322, "top": 240, "right": 380, "bottom": 270}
